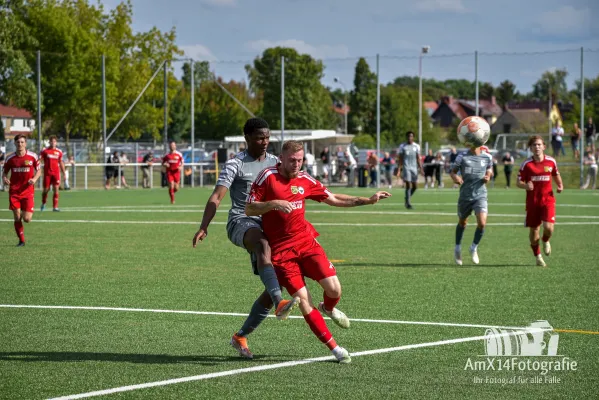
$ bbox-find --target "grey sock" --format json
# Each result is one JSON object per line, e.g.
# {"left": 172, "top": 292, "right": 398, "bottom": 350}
{"left": 258, "top": 264, "right": 283, "bottom": 307}
{"left": 237, "top": 298, "right": 272, "bottom": 337}
{"left": 456, "top": 224, "right": 466, "bottom": 245}
{"left": 473, "top": 228, "right": 485, "bottom": 245}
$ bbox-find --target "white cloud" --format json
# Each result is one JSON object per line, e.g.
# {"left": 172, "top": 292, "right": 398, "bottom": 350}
{"left": 534, "top": 6, "right": 591, "bottom": 38}
{"left": 201, "top": 0, "right": 236, "bottom": 6}
{"left": 179, "top": 44, "right": 218, "bottom": 62}
{"left": 246, "top": 39, "right": 350, "bottom": 60}
{"left": 413, "top": 0, "right": 467, "bottom": 13}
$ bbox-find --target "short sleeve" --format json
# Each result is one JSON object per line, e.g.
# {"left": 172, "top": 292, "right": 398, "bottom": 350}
{"left": 247, "top": 173, "right": 269, "bottom": 203}
{"left": 518, "top": 161, "right": 529, "bottom": 182}
{"left": 551, "top": 159, "right": 559, "bottom": 176}
{"left": 305, "top": 175, "right": 331, "bottom": 202}
{"left": 415, "top": 144, "right": 421, "bottom": 155}
{"left": 452, "top": 153, "right": 463, "bottom": 172}
{"left": 216, "top": 158, "right": 240, "bottom": 189}
{"left": 486, "top": 155, "right": 493, "bottom": 170}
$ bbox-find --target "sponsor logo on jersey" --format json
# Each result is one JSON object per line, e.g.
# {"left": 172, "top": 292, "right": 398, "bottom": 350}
{"left": 291, "top": 186, "right": 305, "bottom": 195}
{"left": 544, "top": 166, "right": 553, "bottom": 172}
{"left": 24, "top": 160, "right": 32, "bottom": 165}
{"left": 13, "top": 167, "right": 30, "bottom": 173}
{"left": 290, "top": 200, "right": 303, "bottom": 210}
{"left": 531, "top": 175, "right": 551, "bottom": 181}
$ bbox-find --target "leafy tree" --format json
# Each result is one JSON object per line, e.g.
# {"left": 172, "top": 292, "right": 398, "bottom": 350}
{"left": 479, "top": 82, "right": 494, "bottom": 100}
{"left": 495, "top": 80, "right": 517, "bottom": 107}
{"left": 533, "top": 69, "right": 568, "bottom": 103}
{"left": 444, "top": 79, "right": 475, "bottom": 99}
{"left": 349, "top": 57, "right": 377, "bottom": 134}
{"left": 351, "top": 133, "right": 375, "bottom": 149}
{"left": 245, "top": 47, "right": 336, "bottom": 130}
{"left": 181, "top": 61, "right": 211, "bottom": 90}
{"left": 0, "top": 117, "right": 5, "bottom": 142}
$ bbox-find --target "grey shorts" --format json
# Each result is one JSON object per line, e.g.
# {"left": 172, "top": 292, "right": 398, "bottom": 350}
{"left": 227, "top": 217, "right": 262, "bottom": 248}
{"left": 402, "top": 168, "right": 418, "bottom": 182}
{"left": 458, "top": 198, "right": 488, "bottom": 219}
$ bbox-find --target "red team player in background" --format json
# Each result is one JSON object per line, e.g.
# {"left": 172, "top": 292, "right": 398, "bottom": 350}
{"left": 517, "top": 135, "right": 563, "bottom": 267}
{"left": 246, "top": 140, "right": 391, "bottom": 363}
{"left": 162, "top": 141, "right": 183, "bottom": 204}
{"left": 2, "top": 134, "right": 41, "bottom": 247}
{"left": 39, "top": 135, "right": 66, "bottom": 211}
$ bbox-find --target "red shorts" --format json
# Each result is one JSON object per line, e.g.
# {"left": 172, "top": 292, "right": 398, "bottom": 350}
{"left": 272, "top": 239, "right": 337, "bottom": 296}
{"left": 166, "top": 170, "right": 180, "bottom": 183}
{"left": 525, "top": 203, "right": 556, "bottom": 227}
{"left": 44, "top": 173, "right": 60, "bottom": 188}
{"left": 9, "top": 194, "right": 35, "bottom": 213}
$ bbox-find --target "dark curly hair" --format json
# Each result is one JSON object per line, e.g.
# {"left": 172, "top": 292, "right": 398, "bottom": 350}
{"left": 243, "top": 118, "right": 269, "bottom": 136}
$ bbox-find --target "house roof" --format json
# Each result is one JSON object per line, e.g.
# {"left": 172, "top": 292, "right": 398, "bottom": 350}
{"left": 0, "top": 104, "right": 32, "bottom": 119}
{"left": 507, "top": 109, "right": 548, "bottom": 127}
{"left": 333, "top": 104, "right": 350, "bottom": 115}
{"left": 424, "top": 101, "right": 438, "bottom": 112}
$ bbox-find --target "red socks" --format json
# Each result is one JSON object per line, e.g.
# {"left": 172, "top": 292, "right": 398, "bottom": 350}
{"left": 323, "top": 294, "right": 340, "bottom": 312}
{"left": 169, "top": 189, "right": 175, "bottom": 203}
{"left": 14, "top": 221, "right": 25, "bottom": 242}
{"left": 303, "top": 309, "right": 337, "bottom": 350}
{"left": 53, "top": 191, "right": 59, "bottom": 209}
{"left": 531, "top": 244, "right": 540, "bottom": 256}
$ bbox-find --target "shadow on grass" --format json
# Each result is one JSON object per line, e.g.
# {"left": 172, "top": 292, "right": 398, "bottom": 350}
{"left": 341, "top": 262, "right": 524, "bottom": 268}
{"left": 0, "top": 352, "right": 291, "bottom": 365}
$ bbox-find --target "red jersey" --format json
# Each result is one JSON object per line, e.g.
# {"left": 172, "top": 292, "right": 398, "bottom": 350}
{"left": 518, "top": 156, "right": 559, "bottom": 207}
{"left": 40, "top": 147, "right": 64, "bottom": 175}
{"left": 163, "top": 151, "right": 183, "bottom": 172}
{"left": 248, "top": 168, "right": 331, "bottom": 251}
{"left": 3, "top": 151, "right": 40, "bottom": 196}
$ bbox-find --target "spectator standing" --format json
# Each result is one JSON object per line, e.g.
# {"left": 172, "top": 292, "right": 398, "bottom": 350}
{"left": 381, "top": 152, "right": 393, "bottom": 189}
{"left": 502, "top": 152, "right": 515, "bottom": 188}
{"left": 344, "top": 149, "right": 357, "bottom": 187}
{"left": 64, "top": 155, "right": 74, "bottom": 190}
{"left": 581, "top": 149, "right": 597, "bottom": 190}
{"left": 119, "top": 152, "right": 130, "bottom": 188}
{"left": 585, "top": 117, "right": 596, "bottom": 153}
{"left": 423, "top": 149, "right": 435, "bottom": 189}
{"left": 434, "top": 151, "right": 445, "bottom": 188}
{"left": 319, "top": 147, "right": 330, "bottom": 182}
{"left": 571, "top": 123, "right": 582, "bottom": 160}
{"left": 0, "top": 148, "right": 5, "bottom": 191}
{"left": 491, "top": 155, "right": 498, "bottom": 188}
{"left": 142, "top": 151, "right": 153, "bottom": 188}
{"left": 367, "top": 151, "right": 378, "bottom": 187}
{"left": 552, "top": 122, "right": 565, "bottom": 157}
{"left": 304, "top": 151, "right": 315, "bottom": 176}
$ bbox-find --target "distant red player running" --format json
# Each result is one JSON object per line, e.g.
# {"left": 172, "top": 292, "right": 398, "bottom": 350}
{"left": 517, "top": 135, "right": 563, "bottom": 267}
{"left": 39, "top": 135, "right": 66, "bottom": 212}
{"left": 2, "top": 134, "right": 41, "bottom": 247}
{"left": 162, "top": 141, "right": 184, "bottom": 204}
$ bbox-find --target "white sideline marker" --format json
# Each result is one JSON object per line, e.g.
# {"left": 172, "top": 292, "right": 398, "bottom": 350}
{"left": 0, "top": 304, "right": 528, "bottom": 330}
{"left": 47, "top": 330, "right": 541, "bottom": 400}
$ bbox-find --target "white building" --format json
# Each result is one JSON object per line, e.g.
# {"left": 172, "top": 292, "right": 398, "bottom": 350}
{"left": 0, "top": 104, "right": 35, "bottom": 139}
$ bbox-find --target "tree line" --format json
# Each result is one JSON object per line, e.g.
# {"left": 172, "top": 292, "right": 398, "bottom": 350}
{"left": 1, "top": 0, "right": 597, "bottom": 149}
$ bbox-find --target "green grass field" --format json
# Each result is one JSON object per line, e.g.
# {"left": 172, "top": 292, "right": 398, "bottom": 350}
{"left": 1, "top": 187, "right": 598, "bottom": 399}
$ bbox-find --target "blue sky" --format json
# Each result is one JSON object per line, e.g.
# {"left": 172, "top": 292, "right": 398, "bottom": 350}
{"left": 99, "top": 0, "right": 598, "bottom": 95}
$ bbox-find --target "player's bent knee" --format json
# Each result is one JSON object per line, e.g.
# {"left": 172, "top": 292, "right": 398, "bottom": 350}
{"left": 23, "top": 216, "right": 32, "bottom": 223}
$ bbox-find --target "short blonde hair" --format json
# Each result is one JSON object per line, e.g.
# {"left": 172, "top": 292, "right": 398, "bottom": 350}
{"left": 528, "top": 135, "right": 545, "bottom": 147}
{"left": 282, "top": 140, "right": 304, "bottom": 154}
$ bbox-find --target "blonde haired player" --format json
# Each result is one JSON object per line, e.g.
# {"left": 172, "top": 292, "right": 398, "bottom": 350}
{"left": 517, "top": 136, "right": 563, "bottom": 267}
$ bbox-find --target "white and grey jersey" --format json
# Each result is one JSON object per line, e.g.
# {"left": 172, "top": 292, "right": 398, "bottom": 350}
{"left": 453, "top": 151, "right": 493, "bottom": 201}
{"left": 216, "top": 151, "right": 279, "bottom": 223}
{"left": 399, "top": 143, "right": 421, "bottom": 170}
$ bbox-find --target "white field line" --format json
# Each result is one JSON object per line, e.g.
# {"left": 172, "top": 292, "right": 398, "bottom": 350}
{"left": 47, "top": 328, "right": 548, "bottom": 400}
{"left": 5, "top": 208, "right": 598, "bottom": 219}
{"left": 2, "top": 219, "right": 599, "bottom": 227}
{"left": 0, "top": 304, "right": 528, "bottom": 330}
{"left": 29, "top": 202, "right": 599, "bottom": 209}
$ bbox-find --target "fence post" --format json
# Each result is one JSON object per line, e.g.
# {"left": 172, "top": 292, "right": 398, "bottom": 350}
{"left": 200, "top": 164, "right": 204, "bottom": 187}
{"left": 84, "top": 165, "right": 88, "bottom": 190}
{"left": 73, "top": 163, "right": 77, "bottom": 190}
{"left": 150, "top": 164, "right": 153, "bottom": 189}
{"left": 117, "top": 164, "right": 121, "bottom": 188}
{"left": 135, "top": 143, "right": 139, "bottom": 188}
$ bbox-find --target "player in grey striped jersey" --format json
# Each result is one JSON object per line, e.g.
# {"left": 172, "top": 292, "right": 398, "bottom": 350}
{"left": 192, "top": 118, "right": 299, "bottom": 359}
{"left": 450, "top": 146, "right": 493, "bottom": 265}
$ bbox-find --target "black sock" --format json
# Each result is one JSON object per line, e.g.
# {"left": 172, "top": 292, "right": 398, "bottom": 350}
{"left": 258, "top": 264, "right": 283, "bottom": 306}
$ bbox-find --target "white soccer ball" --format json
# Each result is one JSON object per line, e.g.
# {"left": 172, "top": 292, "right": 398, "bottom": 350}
{"left": 457, "top": 116, "right": 491, "bottom": 147}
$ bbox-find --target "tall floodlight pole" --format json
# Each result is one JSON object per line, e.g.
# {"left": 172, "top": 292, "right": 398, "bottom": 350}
{"left": 333, "top": 77, "right": 348, "bottom": 134}
{"left": 37, "top": 50, "right": 42, "bottom": 153}
{"left": 281, "top": 56, "right": 285, "bottom": 147}
{"left": 190, "top": 59, "right": 195, "bottom": 187}
{"left": 376, "top": 54, "right": 381, "bottom": 189}
{"left": 102, "top": 54, "right": 107, "bottom": 160}
{"left": 418, "top": 46, "right": 430, "bottom": 149}
{"left": 164, "top": 61, "right": 168, "bottom": 147}
{"left": 580, "top": 47, "right": 585, "bottom": 187}
{"left": 475, "top": 50, "right": 479, "bottom": 116}
{"left": 546, "top": 79, "right": 552, "bottom": 145}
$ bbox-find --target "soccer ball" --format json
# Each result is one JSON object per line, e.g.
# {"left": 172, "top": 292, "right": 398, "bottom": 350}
{"left": 457, "top": 116, "right": 491, "bottom": 147}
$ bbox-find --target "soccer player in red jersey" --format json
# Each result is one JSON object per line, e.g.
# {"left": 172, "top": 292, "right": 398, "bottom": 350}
{"left": 39, "top": 135, "right": 66, "bottom": 212}
{"left": 517, "top": 136, "right": 563, "bottom": 267}
{"left": 246, "top": 140, "right": 391, "bottom": 363}
{"left": 162, "top": 141, "right": 183, "bottom": 204}
{"left": 2, "top": 134, "right": 41, "bottom": 246}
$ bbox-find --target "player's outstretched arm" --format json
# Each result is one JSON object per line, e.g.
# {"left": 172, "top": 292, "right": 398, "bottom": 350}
{"left": 324, "top": 191, "right": 391, "bottom": 208}
{"left": 193, "top": 185, "right": 228, "bottom": 247}
{"left": 245, "top": 200, "right": 293, "bottom": 216}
